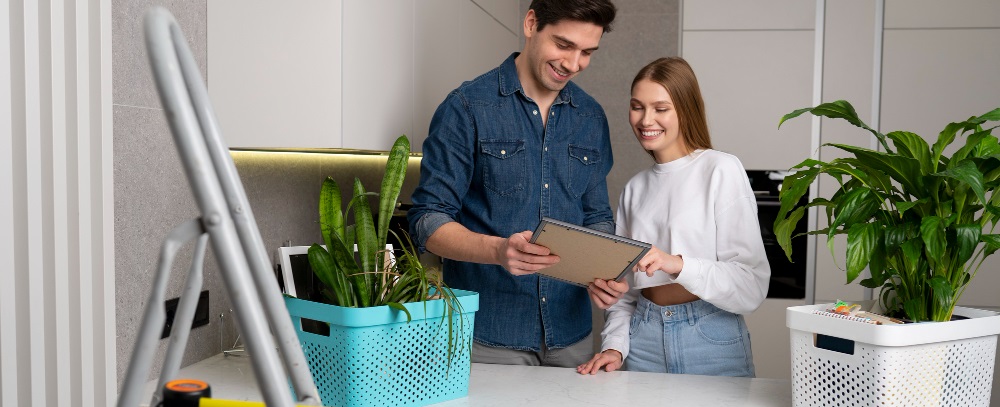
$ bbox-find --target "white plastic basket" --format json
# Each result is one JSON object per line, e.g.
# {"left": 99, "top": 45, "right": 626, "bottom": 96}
{"left": 787, "top": 303, "right": 1000, "bottom": 407}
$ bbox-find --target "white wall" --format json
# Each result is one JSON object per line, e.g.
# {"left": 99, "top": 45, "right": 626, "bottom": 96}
{"left": 1, "top": 0, "right": 116, "bottom": 406}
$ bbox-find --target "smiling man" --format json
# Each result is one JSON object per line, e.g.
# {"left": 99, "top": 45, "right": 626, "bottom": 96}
{"left": 408, "top": 0, "right": 621, "bottom": 367}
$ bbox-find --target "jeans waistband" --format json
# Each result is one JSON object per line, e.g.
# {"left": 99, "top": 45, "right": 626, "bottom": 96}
{"left": 636, "top": 294, "right": 722, "bottom": 326}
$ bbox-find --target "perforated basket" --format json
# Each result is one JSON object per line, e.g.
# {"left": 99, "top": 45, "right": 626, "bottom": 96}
{"left": 285, "top": 289, "right": 478, "bottom": 407}
{"left": 787, "top": 303, "right": 1000, "bottom": 407}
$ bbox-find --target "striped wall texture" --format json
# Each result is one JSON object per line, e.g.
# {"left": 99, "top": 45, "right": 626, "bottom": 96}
{"left": 1, "top": 0, "right": 116, "bottom": 406}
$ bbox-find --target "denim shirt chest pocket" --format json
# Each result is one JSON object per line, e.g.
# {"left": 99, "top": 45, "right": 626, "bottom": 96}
{"left": 568, "top": 144, "right": 601, "bottom": 197}
{"left": 481, "top": 140, "right": 526, "bottom": 196}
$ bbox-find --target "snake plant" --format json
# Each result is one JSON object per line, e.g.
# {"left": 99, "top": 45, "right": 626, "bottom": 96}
{"left": 305, "top": 135, "right": 466, "bottom": 362}
{"left": 774, "top": 100, "right": 1000, "bottom": 322}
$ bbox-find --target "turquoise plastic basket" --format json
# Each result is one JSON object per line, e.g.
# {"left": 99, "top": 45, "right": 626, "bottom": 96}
{"left": 285, "top": 289, "right": 478, "bottom": 407}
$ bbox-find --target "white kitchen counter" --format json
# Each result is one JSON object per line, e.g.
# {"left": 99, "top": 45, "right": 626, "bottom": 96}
{"left": 143, "top": 353, "right": 792, "bottom": 406}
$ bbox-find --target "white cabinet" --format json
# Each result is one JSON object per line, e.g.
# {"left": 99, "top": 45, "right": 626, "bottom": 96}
{"left": 207, "top": 0, "right": 518, "bottom": 151}
{"left": 208, "top": 0, "right": 343, "bottom": 149}
{"left": 342, "top": 0, "right": 415, "bottom": 151}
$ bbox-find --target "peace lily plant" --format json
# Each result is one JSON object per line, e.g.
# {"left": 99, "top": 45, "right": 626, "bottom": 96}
{"left": 773, "top": 100, "right": 1000, "bottom": 322}
{"left": 304, "top": 135, "right": 467, "bottom": 360}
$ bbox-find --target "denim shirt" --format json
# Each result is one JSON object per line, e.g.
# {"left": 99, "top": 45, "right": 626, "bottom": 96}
{"left": 408, "top": 53, "right": 615, "bottom": 351}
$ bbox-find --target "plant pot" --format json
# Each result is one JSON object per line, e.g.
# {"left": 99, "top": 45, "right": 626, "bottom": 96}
{"left": 786, "top": 302, "right": 1000, "bottom": 407}
{"left": 285, "top": 289, "right": 479, "bottom": 407}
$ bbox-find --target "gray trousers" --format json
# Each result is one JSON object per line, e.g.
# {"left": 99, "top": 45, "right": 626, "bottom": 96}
{"left": 471, "top": 333, "right": 594, "bottom": 367}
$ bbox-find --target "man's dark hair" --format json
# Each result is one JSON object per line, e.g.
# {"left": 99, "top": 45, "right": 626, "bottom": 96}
{"left": 529, "top": 0, "right": 617, "bottom": 33}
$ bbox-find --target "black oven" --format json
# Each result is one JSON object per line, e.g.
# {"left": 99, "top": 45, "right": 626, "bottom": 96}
{"left": 746, "top": 170, "right": 807, "bottom": 299}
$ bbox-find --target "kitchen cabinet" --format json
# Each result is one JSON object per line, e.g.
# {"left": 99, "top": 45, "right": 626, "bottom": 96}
{"left": 207, "top": 0, "right": 343, "bottom": 149}
{"left": 207, "top": 0, "right": 518, "bottom": 151}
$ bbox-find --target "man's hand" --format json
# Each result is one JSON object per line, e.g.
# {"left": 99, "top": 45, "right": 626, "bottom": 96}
{"left": 496, "top": 231, "right": 560, "bottom": 276}
{"left": 588, "top": 278, "right": 629, "bottom": 309}
{"left": 576, "top": 350, "right": 623, "bottom": 375}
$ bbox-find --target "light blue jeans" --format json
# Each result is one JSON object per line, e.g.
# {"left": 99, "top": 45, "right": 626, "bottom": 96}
{"left": 622, "top": 295, "right": 755, "bottom": 377}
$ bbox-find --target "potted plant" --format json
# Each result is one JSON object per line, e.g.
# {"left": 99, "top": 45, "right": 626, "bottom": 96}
{"left": 774, "top": 100, "right": 1000, "bottom": 407}
{"left": 282, "top": 135, "right": 478, "bottom": 407}
{"left": 774, "top": 100, "right": 1000, "bottom": 322}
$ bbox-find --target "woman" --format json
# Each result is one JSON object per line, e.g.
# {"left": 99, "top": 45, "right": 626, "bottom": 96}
{"left": 578, "top": 57, "right": 770, "bottom": 376}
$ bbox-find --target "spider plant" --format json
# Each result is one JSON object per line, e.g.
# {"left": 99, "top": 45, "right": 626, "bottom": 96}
{"left": 305, "top": 135, "right": 467, "bottom": 364}
{"left": 774, "top": 100, "right": 1000, "bottom": 322}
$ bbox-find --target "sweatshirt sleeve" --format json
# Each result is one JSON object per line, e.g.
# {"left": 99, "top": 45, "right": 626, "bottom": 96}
{"left": 600, "top": 271, "right": 638, "bottom": 360}
{"left": 671, "top": 195, "right": 770, "bottom": 314}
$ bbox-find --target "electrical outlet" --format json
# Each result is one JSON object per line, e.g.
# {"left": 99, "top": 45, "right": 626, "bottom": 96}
{"left": 161, "top": 290, "right": 210, "bottom": 339}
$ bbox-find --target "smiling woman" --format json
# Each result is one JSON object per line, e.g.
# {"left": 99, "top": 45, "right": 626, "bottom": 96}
{"left": 581, "top": 57, "right": 770, "bottom": 378}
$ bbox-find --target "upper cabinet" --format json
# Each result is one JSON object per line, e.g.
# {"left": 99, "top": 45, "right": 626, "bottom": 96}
{"left": 207, "top": 0, "right": 343, "bottom": 149}
{"left": 208, "top": 0, "right": 518, "bottom": 151}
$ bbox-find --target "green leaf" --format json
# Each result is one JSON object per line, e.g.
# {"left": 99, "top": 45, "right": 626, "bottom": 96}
{"left": 887, "top": 131, "right": 933, "bottom": 175}
{"left": 920, "top": 216, "right": 947, "bottom": 266}
{"left": 975, "top": 107, "right": 1000, "bottom": 123}
{"left": 830, "top": 188, "right": 880, "bottom": 232}
{"left": 318, "top": 177, "right": 343, "bottom": 251}
{"left": 902, "top": 297, "right": 926, "bottom": 322}
{"left": 377, "top": 136, "right": 411, "bottom": 264}
{"left": 928, "top": 276, "right": 954, "bottom": 314}
{"left": 827, "top": 143, "right": 925, "bottom": 196}
{"left": 327, "top": 229, "right": 367, "bottom": 307}
{"left": 777, "top": 165, "right": 819, "bottom": 221}
{"left": 934, "top": 160, "right": 987, "bottom": 208}
{"left": 306, "top": 244, "right": 337, "bottom": 293}
{"left": 775, "top": 207, "right": 806, "bottom": 262}
{"left": 981, "top": 234, "right": 1000, "bottom": 257}
{"left": 777, "top": 107, "right": 814, "bottom": 128}
{"left": 894, "top": 199, "right": 927, "bottom": 216}
{"left": 780, "top": 100, "right": 891, "bottom": 151}
{"left": 846, "top": 222, "right": 878, "bottom": 284}
{"left": 932, "top": 121, "right": 978, "bottom": 171}
{"left": 353, "top": 179, "right": 377, "bottom": 274}
{"left": 387, "top": 302, "right": 412, "bottom": 323}
{"left": 952, "top": 223, "right": 981, "bottom": 268}
{"left": 307, "top": 244, "right": 351, "bottom": 306}
{"left": 950, "top": 128, "right": 992, "bottom": 165}
{"left": 867, "top": 231, "right": 888, "bottom": 286}
{"left": 884, "top": 223, "right": 916, "bottom": 249}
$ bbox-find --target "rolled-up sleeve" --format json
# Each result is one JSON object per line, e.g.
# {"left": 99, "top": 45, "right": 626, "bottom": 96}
{"left": 407, "top": 91, "right": 475, "bottom": 252}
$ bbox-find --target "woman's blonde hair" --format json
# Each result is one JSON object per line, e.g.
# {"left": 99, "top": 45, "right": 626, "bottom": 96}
{"left": 631, "top": 57, "right": 712, "bottom": 152}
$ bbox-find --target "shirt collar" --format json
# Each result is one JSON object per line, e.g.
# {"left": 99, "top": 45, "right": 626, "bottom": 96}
{"left": 498, "top": 52, "right": 577, "bottom": 107}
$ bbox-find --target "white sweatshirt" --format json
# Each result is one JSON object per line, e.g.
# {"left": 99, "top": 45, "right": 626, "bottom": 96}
{"left": 601, "top": 149, "right": 770, "bottom": 360}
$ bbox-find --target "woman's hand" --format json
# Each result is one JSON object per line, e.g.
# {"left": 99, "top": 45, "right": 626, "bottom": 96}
{"left": 634, "top": 246, "right": 683, "bottom": 277}
{"left": 588, "top": 278, "right": 629, "bottom": 309}
{"left": 576, "top": 350, "right": 623, "bottom": 375}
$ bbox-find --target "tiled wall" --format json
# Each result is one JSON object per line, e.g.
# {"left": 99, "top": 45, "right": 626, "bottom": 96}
{"left": 112, "top": 0, "right": 217, "bottom": 386}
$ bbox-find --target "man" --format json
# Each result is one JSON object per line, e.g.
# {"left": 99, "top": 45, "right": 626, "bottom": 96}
{"left": 408, "top": 0, "right": 625, "bottom": 367}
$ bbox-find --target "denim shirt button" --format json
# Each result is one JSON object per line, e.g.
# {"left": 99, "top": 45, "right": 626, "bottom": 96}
{"left": 501, "top": 150, "right": 506, "bottom": 155}
{"left": 584, "top": 156, "right": 588, "bottom": 161}
{"left": 541, "top": 297, "right": 546, "bottom": 303}
{"left": 533, "top": 110, "right": 538, "bottom": 115}
{"left": 544, "top": 183, "right": 549, "bottom": 189}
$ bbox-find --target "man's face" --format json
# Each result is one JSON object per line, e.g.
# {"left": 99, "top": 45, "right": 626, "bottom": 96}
{"left": 521, "top": 13, "right": 604, "bottom": 95}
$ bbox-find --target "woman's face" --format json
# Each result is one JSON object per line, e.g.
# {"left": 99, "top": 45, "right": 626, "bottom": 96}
{"left": 629, "top": 78, "right": 687, "bottom": 164}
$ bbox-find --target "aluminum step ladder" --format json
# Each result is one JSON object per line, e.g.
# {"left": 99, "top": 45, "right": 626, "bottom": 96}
{"left": 117, "top": 7, "right": 321, "bottom": 407}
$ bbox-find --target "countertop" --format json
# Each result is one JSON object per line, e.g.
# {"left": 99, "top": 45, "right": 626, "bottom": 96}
{"left": 143, "top": 353, "right": 792, "bottom": 406}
